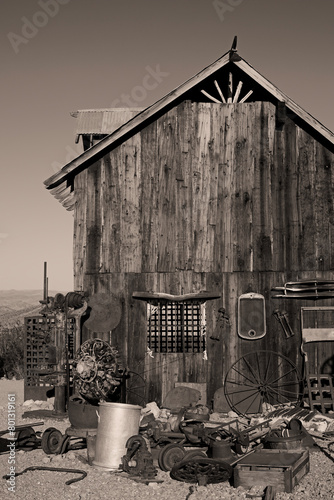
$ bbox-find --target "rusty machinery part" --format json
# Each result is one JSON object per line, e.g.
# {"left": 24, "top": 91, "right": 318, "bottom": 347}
{"left": 65, "top": 292, "right": 86, "bottom": 309}
{"left": 179, "top": 421, "right": 206, "bottom": 445}
{"left": 122, "top": 435, "right": 157, "bottom": 479}
{"left": 230, "top": 430, "right": 251, "bottom": 455}
{"left": 15, "top": 427, "right": 39, "bottom": 451}
{"left": 328, "top": 442, "right": 334, "bottom": 454}
{"left": 41, "top": 427, "right": 66, "bottom": 455}
{"left": 3, "top": 466, "right": 87, "bottom": 486}
{"left": 179, "top": 420, "right": 245, "bottom": 449}
{"left": 183, "top": 450, "right": 207, "bottom": 460}
{"left": 170, "top": 457, "right": 233, "bottom": 485}
{"left": 224, "top": 350, "right": 304, "bottom": 417}
{"left": 73, "top": 338, "right": 125, "bottom": 405}
{"left": 273, "top": 309, "right": 295, "bottom": 338}
{"left": 158, "top": 443, "right": 187, "bottom": 471}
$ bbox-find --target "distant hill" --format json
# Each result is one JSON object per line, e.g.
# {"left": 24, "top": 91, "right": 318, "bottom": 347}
{"left": 0, "top": 290, "right": 64, "bottom": 327}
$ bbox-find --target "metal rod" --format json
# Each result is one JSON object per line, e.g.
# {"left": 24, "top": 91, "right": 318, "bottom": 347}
{"left": 43, "top": 262, "right": 48, "bottom": 302}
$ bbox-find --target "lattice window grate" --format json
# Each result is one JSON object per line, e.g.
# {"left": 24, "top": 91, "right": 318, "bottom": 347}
{"left": 147, "top": 301, "right": 206, "bottom": 353}
{"left": 25, "top": 316, "right": 75, "bottom": 387}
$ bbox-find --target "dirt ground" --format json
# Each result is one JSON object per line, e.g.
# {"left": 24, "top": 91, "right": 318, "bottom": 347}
{"left": 0, "top": 378, "right": 24, "bottom": 407}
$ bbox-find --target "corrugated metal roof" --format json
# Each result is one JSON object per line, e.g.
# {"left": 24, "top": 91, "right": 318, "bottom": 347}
{"left": 73, "top": 108, "right": 144, "bottom": 135}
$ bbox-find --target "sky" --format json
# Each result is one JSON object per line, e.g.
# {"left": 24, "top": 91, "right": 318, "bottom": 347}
{"left": 1, "top": 0, "right": 333, "bottom": 291}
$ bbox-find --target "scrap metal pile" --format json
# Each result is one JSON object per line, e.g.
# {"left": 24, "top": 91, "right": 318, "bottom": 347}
{"left": 134, "top": 397, "right": 334, "bottom": 492}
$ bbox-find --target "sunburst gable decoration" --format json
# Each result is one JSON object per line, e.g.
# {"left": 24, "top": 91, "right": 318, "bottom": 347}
{"left": 201, "top": 72, "right": 253, "bottom": 104}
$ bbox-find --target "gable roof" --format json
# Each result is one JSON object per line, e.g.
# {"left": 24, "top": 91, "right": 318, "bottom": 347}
{"left": 44, "top": 47, "right": 334, "bottom": 210}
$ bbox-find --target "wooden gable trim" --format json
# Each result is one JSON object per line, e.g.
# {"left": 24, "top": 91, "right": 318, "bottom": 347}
{"left": 44, "top": 51, "right": 231, "bottom": 189}
{"left": 44, "top": 50, "right": 334, "bottom": 193}
{"left": 234, "top": 58, "right": 334, "bottom": 147}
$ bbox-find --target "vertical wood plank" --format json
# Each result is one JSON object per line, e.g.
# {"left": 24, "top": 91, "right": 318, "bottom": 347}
{"left": 120, "top": 134, "right": 142, "bottom": 272}
{"left": 217, "top": 105, "right": 234, "bottom": 272}
{"left": 233, "top": 103, "right": 255, "bottom": 271}
{"left": 296, "top": 128, "right": 316, "bottom": 269}
{"left": 102, "top": 152, "right": 121, "bottom": 273}
{"left": 283, "top": 119, "right": 299, "bottom": 270}
{"left": 208, "top": 104, "right": 220, "bottom": 272}
{"left": 175, "top": 101, "right": 193, "bottom": 271}
{"left": 252, "top": 102, "right": 275, "bottom": 271}
{"left": 73, "top": 169, "right": 87, "bottom": 290}
{"left": 85, "top": 161, "right": 102, "bottom": 274}
{"left": 272, "top": 125, "right": 286, "bottom": 270}
{"left": 193, "top": 103, "right": 213, "bottom": 272}
{"left": 156, "top": 110, "right": 177, "bottom": 272}
{"left": 140, "top": 121, "right": 158, "bottom": 272}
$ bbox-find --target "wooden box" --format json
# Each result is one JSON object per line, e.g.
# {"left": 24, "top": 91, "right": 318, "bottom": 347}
{"left": 233, "top": 449, "right": 310, "bottom": 493}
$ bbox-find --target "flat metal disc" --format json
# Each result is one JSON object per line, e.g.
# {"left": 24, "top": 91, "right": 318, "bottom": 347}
{"left": 85, "top": 293, "right": 122, "bottom": 332}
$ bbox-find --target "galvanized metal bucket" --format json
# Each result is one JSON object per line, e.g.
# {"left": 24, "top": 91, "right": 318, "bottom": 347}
{"left": 92, "top": 402, "right": 142, "bottom": 470}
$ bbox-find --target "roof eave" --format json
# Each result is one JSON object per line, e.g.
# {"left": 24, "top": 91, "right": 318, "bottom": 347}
{"left": 44, "top": 50, "right": 334, "bottom": 191}
{"left": 44, "top": 50, "right": 231, "bottom": 190}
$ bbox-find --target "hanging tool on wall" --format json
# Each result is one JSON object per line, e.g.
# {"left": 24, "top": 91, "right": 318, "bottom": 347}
{"left": 273, "top": 309, "right": 295, "bottom": 338}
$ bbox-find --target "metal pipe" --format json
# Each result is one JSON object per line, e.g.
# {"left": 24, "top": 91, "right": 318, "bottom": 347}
{"left": 43, "top": 262, "right": 48, "bottom": 302}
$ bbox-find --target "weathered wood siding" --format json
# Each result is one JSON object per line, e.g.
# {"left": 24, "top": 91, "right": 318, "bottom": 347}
{"left": 73, "top": 101, "right": 334, "bottom": 405}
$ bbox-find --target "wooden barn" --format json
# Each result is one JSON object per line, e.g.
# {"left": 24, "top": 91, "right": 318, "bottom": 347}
{"left": 44, "top": 43, "right": 334, "bottom": 413}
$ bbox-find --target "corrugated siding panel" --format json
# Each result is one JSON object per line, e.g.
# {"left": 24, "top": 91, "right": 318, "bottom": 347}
{"left": 75, "top": 109, "right": 143, "bottom": 135}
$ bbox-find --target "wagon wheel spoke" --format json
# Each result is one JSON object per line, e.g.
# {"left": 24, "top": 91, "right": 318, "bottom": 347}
{"left": 229, "top": 366, "right": 259, "bottom": 387}
{"left": 224, "top": 386, "right": 261, "bottom": 395}
{"left": 224, "top": 350, "right": 303, "bottom": 416}
{"left": 125, "top": 371, "right": 146, "bottom": 406}
{"left": 242, "top": 390, "right": 263, "bottom": 415}
{"left": 266, "top": 367, "right": 298, "bottom": 387}
{"left": 241, "top": 356, "right": 262, "bottom": 385}
{"left": 267, "top": 384, "right": 301, "bottom": 402}
{"left": 264, "top": 353, "right": 271, "bottom": 382}
{"left": 267, "top": 385, "right": 300, "bottom": 406}
{"left": 224, "top": 387, "right": 263, "bottom": 413}
{"left": 225, "top": 379, "right": 258, "bottom": 389}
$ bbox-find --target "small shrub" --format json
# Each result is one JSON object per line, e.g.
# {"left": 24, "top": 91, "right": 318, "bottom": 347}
{"left": 0, "top": 324, "right": 25, "bottom": 379}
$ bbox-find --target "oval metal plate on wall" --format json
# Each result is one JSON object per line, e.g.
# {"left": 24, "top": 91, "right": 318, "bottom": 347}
{"left": 237, "top": 292, "right": 266, "bottom": 340}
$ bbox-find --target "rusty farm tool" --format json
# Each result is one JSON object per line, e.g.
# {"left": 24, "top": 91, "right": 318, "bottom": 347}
{"left": 273, "top": 309, "right": 294, "bottom": 338}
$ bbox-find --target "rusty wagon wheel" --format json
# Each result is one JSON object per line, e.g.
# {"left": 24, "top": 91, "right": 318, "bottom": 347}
{"left": 224, "top": 350, "right": 303, "bottom": 417}
{"left": 170, "top": 457, "right": 233, "bottom": 485}
{"left": 41, "top": 427, "right": 65, "bottom": 455}
{"left": 158, "top": 443, "right": 186, "bottom": 471}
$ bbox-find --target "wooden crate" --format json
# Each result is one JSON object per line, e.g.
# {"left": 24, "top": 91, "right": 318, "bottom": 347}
{"left": 234, "top": 449, "right": 310, "bottom": 493}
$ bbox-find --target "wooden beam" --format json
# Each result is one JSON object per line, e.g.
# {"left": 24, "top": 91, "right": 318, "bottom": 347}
{"left": 214, "top": 80, "right": 226, "bottom": 103}
{"left": 233, "top": 81, "right": 243, "bottom": 103}
{"left": 227, "top": 72, "right": 233, "bottom": 103}
{"left": 132, "top": 291, "right": 221, "bottom": 302}
{"left": 239, "top": 90, "right": 253, "bottom": 103}
{"left": 200, "top": 89, "right": 222, "bottom": 104}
